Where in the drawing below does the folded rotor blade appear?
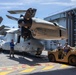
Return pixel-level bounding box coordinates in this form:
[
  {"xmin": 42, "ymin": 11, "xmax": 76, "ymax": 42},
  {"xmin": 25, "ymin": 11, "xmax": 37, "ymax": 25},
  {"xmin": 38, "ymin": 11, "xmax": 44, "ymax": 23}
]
[
  {"xmin": 8, "ymin": 10, "xmax": 27, "ymax": 14},
  {"xmin": 8, "ymin": 8, "xmax": 37, "ymax": 18},
  {"xmin": 6, "ymin": 15, "xmax": 19, "ymax": 21}
]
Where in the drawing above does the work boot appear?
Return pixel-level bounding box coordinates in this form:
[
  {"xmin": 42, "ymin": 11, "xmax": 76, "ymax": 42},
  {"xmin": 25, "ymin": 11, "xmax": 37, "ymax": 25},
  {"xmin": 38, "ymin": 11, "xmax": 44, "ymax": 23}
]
[
  {"xmin": 12, "ymin": 55, "xmax": 15, "ymax": 58},
  {"xmin": 10, "ymin": 55, "xmax": 11, "ymax": 58}
]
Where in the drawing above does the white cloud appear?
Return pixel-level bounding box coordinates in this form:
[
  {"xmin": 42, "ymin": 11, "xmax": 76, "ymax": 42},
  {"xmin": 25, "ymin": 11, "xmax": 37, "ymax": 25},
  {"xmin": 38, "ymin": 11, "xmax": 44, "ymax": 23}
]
[
  {"xmin": 40, "ymin": 1, "xmax": 76, "ymax": 6},
  {"xmin": 0, "ymin": 2, "xmax": 23, "ymax": 10},
  {"xmin": 71, "ymin": 0, "xmax": 76, "ymax": 4},
  {"xmin": 21, "ymin": 0, "xmax": 41, "ymax": 4},
  {"xmin": 16, "ymin": 0, "xmax": 55, "ymax": 4},
  {"xmin": 0, "ymin": 0, "xmax": 75, "ymax": 10},
  {"xmin": 0, "ymin": 6, "xmax": 12, "ymax": 9},
  {"xmin": 0, "ymin": 0, "xmax": 56, "ymax": 6},
  {"xmin": 0, "ymin": 0, "xmax": 55, "ymax": 10},
  {"xmin": 0, "ymin": 0, "xmax": 75, "ymax": 6},
  {"xmin": 71, "ymin": 0, "xmax": 76, "ymax": 2},
  {"xmin": 0, "ymin": 2, "xmax": 23, "ymax": 6},
  {"xmin": 0, "ymin": 6, "xmax": 21, "ymax": 10}
]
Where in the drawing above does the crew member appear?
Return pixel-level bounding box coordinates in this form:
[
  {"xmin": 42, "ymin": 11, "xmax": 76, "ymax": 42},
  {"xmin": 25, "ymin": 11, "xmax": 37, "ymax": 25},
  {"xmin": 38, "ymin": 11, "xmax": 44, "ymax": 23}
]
[
  {"xmin": 57, "ymin": 42, "xmax": 63, "ymax": 51},
  {"xmin": 63, "ymin": 42, "xmax": 71, "ymax": 55},
  {"xmin": 10, "ymin": 39, "xmax": 15, "ymax": 58},
  {"xmin": 57, "ymin": 42, "xmax": 63, "ymax": 59}
]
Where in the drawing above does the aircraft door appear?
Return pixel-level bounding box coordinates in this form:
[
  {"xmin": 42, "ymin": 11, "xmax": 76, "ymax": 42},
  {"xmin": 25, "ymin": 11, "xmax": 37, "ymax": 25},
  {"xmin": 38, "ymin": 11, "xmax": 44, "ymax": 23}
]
[{"xmin": 17, "ymin": 35, "xmax": 20, "ymax": 43}]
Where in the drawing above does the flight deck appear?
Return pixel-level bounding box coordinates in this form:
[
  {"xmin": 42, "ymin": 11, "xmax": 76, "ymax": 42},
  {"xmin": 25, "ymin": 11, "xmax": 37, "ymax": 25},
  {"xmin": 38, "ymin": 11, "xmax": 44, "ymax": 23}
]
[{"xmin": 0, "ymin": 50, "xmax": 75, "ymax": 75}]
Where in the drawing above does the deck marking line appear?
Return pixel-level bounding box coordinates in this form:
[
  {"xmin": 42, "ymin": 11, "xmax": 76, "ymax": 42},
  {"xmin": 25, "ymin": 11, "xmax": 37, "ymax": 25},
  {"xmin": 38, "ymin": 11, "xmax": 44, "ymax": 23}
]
[
  {"xmin": 0, "ymin": 71, "xmax": 13, "ymax": 75},
  {"xmin": 42, "ymin": 65, "xmax": 54, "ymax": 71},
  {"xmin": 20, "ymin": 67, "xmax": 36, "ymax": 73},
  {"xmin": 60, "ymin": 64, "xmax": 68, "ymax": 68}
]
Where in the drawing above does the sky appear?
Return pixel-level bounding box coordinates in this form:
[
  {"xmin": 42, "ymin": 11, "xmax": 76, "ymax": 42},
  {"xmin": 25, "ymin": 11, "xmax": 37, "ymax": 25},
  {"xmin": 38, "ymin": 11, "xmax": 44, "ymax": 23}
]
[{"xmin": 0, "ymin": 0, "xmax": 76, "ymax": 28}]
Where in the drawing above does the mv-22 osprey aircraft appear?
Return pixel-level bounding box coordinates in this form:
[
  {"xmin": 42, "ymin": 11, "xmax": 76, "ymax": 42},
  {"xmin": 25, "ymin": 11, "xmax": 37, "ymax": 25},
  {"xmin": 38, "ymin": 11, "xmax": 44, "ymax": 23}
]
[{"xmin": 1, "ymin": 8, "xmax": 67, "ymax": 56}]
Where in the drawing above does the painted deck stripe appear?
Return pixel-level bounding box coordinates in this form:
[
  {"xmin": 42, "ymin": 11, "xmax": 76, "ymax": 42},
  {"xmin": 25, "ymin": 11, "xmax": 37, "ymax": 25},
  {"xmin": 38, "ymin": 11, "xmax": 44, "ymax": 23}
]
[
  {"xmin": 20, "ymin": 67, "xmax": 36, "ymax": 73},
  {"xmin": 60, "ymin": 65, "xmax": 68, "ymax": 68},
  {"xmin": 0, "ymin": 71, "xmax": 12, "ymax": 75},
  {"xmin": 42, "ymin": 65, "xmax": 54, "ymax": 71}
]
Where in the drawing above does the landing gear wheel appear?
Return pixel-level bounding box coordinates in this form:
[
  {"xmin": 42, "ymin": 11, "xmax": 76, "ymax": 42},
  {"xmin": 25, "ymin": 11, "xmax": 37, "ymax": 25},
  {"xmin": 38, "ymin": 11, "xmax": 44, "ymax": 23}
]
[
  {"xmin": 68, "ymin": 55, "xmax": 76, "ymax": 66},
  {"xmin": 48, "ymin": 54, "xmax": 55, "ymax": 62}
]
